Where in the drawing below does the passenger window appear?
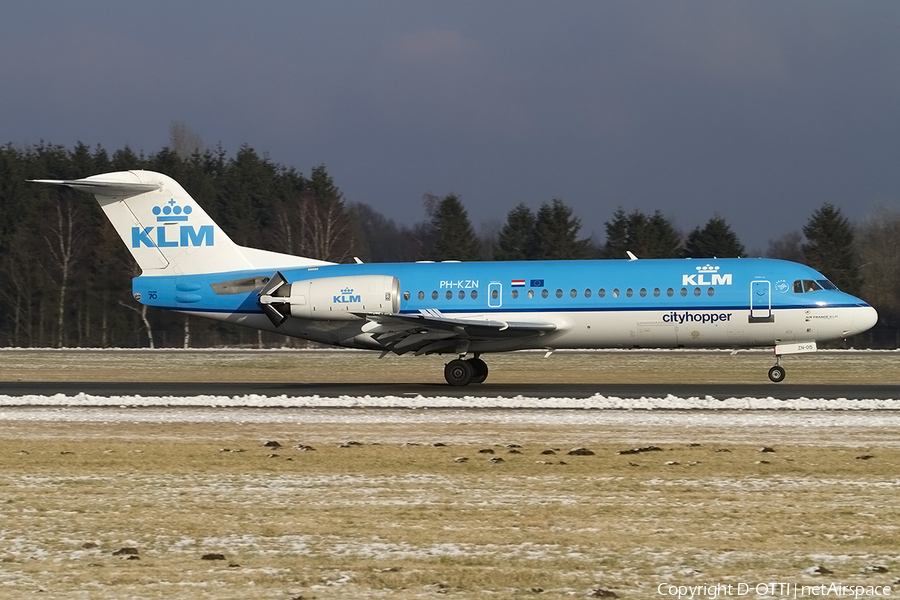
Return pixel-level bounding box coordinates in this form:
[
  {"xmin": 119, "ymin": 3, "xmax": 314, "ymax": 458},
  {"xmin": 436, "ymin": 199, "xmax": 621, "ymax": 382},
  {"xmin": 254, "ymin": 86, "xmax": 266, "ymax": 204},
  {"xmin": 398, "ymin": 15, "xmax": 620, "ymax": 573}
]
[
  {"xmin": 707, "ymin": 287, "xmax": 715, "ymax": 297},
  {"xmin": 598, "ymin": 289, "xmax": 606, "ymax": 298},
  {"xmin": 458, "ymin": 290, "xmax": 465, "ymax": 300},
  {"xmin": 570, "ymin": 289, "xmax": 577, "ymax": 298},
  {"xmin": 403, "ymin": 291, "xmax": 411, "ymax": 301},
  {"xmin": 626, "ymin": 288, "xmax": 633, "ymax": 298},
  {"xmin": 511, "ymin": 289, "xmax": 518, "ymax": 299},
  {"xmin": 667, "ymin": 288, "xmax": 674, "ymax": 297},
  {"xmin": 612, "ymin": 288, "xmax": 620, "ymax": 298},
  {"xmin": 527, "ymin": 289, "xmax": 535, "ymax": 299},
  {"xmin": 541, "ymin": 289, "xmax": 549, "ymax": 299},
  {"xmin": 654, "ymin": 288, "xmax": 661, "ymax": 297},
  {"xmin": 491, "ymin": 289, "xmax": 499, "ymax": 300},
  {"xmin": 694, "ymin": 287, "xmax": 701, "ymax": 297},
  {"xmin": 556, "ymin": 289, "xmax": 563, "ymax": 298},
  {"xmin": 432, "ymin": 291, "xmax": 438, "ymax": 300},
  {"xmin": 584, "ymin": 289, "xmax": 591, "ymax": 298},
  {"xmin": 471, "ymin": 290, "xmax": 478, "ymax": 300},
  {"xmin": 680, "ymin": 288, "xmax": 688, "ymax": 297},
  {"xmin": 446, "ymin": 290, "xmax": 453, "ymax": 300},
  {"xmin": 639, "ymin": 288, "xmax": 647, "ymax": 298},
  {"xmin": 418, "ymin": 291, "xmax": 425, "ymax": 300}
]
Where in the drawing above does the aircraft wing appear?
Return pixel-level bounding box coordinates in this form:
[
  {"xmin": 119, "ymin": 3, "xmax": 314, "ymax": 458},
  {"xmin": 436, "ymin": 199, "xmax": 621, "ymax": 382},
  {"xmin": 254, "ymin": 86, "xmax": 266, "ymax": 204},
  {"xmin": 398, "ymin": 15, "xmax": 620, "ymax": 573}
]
[{"xmin": 360, "ymin": 309, "xmax": 557, "ymax": 355}]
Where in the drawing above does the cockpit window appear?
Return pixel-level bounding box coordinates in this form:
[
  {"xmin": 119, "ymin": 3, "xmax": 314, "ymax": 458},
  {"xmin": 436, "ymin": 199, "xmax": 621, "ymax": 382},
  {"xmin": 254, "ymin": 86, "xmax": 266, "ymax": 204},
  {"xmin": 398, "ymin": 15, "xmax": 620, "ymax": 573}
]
[
  {"xmin": 804, "ymin": 280, "xmax": 822, "ymax": 292},
  {"xmin": 793, "ymin": 279, "xmax": 826, "ymax": 293}
]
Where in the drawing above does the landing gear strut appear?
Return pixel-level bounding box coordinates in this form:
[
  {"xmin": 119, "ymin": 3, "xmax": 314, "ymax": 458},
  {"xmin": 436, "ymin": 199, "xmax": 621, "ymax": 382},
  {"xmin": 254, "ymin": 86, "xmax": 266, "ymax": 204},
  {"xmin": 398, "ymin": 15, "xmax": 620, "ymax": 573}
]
[
  {"xmin": 768, "ymin": 356, "xmax": 786, "ymax": 383},
  {"xmin": 444, "ymin": 356, "xmax": 489, "ymax": 386}
]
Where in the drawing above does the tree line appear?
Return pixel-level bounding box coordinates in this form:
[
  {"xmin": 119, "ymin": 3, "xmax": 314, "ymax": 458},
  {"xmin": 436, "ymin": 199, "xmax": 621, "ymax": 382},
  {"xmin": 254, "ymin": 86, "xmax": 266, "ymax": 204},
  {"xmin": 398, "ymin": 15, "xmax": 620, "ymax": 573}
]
[{"xmin": 1, "ymin": 140, "xmax": 897, "ymax": 348}]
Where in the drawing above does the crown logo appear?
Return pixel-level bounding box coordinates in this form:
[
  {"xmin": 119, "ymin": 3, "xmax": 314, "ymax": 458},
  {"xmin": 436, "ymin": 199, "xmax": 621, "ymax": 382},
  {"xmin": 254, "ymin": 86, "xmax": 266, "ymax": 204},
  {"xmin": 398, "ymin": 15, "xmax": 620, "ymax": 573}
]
[
  {"xmin": 152, "ymin": 199, "xmax": 193, "ymax": 222},
  {"xmin": 341, "ymin": 287, "xmax": 354, "ymax": 295},
  {"xmin": 696, "ymin": 264, "xmax": 720, "ymax": 273}
]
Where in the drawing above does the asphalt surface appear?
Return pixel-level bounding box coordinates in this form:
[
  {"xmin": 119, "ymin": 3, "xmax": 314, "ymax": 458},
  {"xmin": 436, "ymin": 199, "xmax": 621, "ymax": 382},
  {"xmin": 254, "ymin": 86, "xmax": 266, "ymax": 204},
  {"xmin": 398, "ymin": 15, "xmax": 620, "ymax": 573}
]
[{"xmin": 1, "ymin": 381, "xmax": 898, "ymax": 400}]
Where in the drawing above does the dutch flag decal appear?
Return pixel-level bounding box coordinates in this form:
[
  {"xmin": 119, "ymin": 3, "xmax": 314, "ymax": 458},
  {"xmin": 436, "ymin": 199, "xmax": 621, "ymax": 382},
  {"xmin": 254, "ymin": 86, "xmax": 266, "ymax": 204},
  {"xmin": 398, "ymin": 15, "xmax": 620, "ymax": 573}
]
[{"xmin": 511, "ymin": 279, "xmax": 526, "ymax": 287}]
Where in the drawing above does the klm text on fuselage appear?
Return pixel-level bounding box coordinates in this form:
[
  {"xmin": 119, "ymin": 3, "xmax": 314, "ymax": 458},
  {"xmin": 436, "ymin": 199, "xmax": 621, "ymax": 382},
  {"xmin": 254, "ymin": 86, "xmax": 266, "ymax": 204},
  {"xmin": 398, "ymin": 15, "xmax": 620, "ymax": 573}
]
[{"xmin": 682, "ymin": 273, "xmax": 732, "ymax": 286}]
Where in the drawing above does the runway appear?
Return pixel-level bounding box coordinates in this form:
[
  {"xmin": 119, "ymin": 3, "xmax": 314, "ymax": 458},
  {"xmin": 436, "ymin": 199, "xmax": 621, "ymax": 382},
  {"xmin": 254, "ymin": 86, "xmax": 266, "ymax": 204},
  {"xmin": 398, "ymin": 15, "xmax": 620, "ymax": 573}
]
[{"xmin": 2, "ymin": 380, "xmax": 898, "ymax": 401}]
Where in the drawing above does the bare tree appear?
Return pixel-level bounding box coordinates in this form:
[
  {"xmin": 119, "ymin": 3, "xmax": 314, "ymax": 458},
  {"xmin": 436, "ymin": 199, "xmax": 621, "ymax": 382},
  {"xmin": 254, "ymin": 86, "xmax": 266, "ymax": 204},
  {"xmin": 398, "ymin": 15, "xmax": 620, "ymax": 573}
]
[
  {"xmin": 298, "ymin": 193, "xmax": 356, "ymax": 262},
  {"xmin": 42, "ymin": 196, "xmax": 85, "ymax": 347},
  {"xmin": 273, "ymin": 193, "xmax": 359, "ymax": 262},
  {"xmin": 118, "ymin": 300, "xmax": 155, "ymax": 349},
  {"xmin": 169, "ymin": 121, "xmax": 204, "ymax": 158},
  {"xmin": 765, "ymin": 230, "xmax": 804, "ymax": 262},
  {"xmin": 183, "ymin": 315, "xmax": 191, "ymax": 349},
  {"xmin": 856, "ymin": 205, "xmax": 900, "ymax": 326},
  {"xmin": 271, "ymin": 201, "xmax": 297, "ymax": 255}
]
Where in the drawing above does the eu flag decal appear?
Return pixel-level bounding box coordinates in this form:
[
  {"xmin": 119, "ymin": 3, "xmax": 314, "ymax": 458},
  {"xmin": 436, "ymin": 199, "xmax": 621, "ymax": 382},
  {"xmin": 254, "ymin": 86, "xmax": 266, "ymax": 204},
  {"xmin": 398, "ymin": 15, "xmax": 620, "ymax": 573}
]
[{"xmin": 530, "ymin": 279, "xmax": 544, "ymax": 287}]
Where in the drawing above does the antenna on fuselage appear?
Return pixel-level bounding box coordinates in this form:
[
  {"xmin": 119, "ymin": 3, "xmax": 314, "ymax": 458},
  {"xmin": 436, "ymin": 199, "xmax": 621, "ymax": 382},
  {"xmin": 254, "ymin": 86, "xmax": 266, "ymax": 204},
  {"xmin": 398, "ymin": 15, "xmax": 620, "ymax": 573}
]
[{"xmin": 626, "ymin": 251, "xmax": 639, "ymax": 261}]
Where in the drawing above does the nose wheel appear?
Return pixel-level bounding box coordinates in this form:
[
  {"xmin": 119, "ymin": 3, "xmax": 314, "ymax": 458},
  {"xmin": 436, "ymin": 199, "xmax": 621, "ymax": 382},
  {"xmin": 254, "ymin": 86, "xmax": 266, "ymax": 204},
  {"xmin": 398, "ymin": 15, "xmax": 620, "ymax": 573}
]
[
  {"xmin": 768, "ymin": 357, "xmax": 786, "ymax": 383},
  {"xmin": 444, "ymin": 356, "xmax": 489, "ymax": 386},
  {"xmin": 768, "ymin": 365, "xmax": 786, "ymax": 382}
]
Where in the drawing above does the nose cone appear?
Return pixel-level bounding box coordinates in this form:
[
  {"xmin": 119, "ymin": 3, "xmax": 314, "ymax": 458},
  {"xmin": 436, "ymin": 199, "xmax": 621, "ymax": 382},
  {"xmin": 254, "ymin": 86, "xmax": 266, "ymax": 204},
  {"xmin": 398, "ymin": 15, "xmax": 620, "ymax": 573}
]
[{"xmin": 849, "ymin": 305, "xmax": 878, "ymax": 336}]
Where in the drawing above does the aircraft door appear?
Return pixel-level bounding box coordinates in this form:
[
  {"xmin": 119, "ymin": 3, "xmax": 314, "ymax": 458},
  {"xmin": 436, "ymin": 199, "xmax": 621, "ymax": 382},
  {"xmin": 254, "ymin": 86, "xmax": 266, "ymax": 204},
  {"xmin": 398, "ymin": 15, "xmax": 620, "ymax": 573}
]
[
  {"xmin": 488, "ymin": 282, "xmax": 502, "ymax": 308},
  {"xmin": 750, "ymin": 280, "xmax": 771, "ymax": 319}
]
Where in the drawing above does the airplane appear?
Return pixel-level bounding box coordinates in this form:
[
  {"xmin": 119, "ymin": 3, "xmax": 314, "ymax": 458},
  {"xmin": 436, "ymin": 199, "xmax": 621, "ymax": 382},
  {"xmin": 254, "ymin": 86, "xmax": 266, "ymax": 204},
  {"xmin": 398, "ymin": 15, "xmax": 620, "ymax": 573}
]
[{"xmin": 32, "ymin": 170, "xmax": 878, "ymax": 386}]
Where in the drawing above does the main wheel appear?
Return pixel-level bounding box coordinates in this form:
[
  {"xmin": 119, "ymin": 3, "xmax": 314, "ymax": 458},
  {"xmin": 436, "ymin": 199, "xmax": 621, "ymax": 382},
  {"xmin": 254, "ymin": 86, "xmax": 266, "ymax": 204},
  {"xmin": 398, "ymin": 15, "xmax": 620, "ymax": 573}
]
[
  {"xmin": 768, "ymin": 365, "xmax": 786, "ymax": 383},
  {"xmin": 468, "ymin": 358, "xmax": 489, "ymax": 384},
  {"xmin": 444, "ymin": 359, "xmax": 474, "ymax": 386}
]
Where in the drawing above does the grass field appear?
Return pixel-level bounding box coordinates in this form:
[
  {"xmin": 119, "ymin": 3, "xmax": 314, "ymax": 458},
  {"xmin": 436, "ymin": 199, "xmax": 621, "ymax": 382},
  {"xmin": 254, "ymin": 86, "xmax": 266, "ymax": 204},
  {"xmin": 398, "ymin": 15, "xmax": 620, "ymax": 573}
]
[
  {"xmin": 0, "ymin": 348, "xmax": 898, "ymax": 384},
  {"xmin": 0, "ymin": 350, "xmax": 898, "ymax": 599},
  {"xmin": 1, "ymin": 420, "xmax": 898, "ymax": 599}
]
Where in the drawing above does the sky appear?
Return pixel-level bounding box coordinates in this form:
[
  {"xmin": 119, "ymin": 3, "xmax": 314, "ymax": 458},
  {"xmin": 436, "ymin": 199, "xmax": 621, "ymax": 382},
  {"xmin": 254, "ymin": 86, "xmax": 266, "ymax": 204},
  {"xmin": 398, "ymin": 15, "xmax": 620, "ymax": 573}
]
[{"xmin": 2, "ymin": 1, "xmax": 899, "ymax": 252}]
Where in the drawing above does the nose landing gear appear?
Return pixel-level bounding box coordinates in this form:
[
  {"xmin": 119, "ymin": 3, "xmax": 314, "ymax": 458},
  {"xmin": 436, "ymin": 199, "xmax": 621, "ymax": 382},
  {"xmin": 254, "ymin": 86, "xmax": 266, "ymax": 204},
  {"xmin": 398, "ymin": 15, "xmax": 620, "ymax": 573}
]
[
  {"xmin": 444, "ymin": 355, "xmax": 489, "ymax": 386},
  {"xmin": 768, "ymin": 356, "xmax": 786, "ymax": 382}
]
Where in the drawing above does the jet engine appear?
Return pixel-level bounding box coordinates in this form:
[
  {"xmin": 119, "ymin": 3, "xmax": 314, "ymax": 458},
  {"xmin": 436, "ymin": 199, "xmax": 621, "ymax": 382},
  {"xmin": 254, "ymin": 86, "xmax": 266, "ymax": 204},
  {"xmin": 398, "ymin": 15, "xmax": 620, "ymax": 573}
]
[{"xmin": 257, "ymin": 272, "xmax": 400, "ymax": 326}]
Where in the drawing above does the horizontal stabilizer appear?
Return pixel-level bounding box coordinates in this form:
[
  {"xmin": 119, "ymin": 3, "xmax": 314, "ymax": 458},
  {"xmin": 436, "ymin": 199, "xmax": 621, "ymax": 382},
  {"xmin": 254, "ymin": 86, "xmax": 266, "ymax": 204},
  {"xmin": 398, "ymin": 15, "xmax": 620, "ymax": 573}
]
[{"xmin": 30, "ymin": 178, "xmax": 160, "ymax": 197}]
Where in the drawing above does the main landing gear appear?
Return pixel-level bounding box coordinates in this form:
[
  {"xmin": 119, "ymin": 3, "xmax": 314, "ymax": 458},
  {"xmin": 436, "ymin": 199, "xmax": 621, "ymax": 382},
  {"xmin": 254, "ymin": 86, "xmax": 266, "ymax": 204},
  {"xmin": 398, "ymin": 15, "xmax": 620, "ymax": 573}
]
[{"xmin": 444, "ymin": 356, "xmax": 489, "ymax": 386}]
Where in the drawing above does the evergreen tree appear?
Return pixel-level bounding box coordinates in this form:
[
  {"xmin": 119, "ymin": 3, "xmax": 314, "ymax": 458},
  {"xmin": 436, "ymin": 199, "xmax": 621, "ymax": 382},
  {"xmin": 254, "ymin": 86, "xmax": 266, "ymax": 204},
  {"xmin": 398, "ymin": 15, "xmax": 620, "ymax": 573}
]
[
  {"xmin": 683, "ymin": 216, "xmax": 745, "ymax": 258},
  {"xmin": 602, "ymin": 209, "xmax": 682, "ymax": 258},
  {"xmin": 111, "ymin": 146, "xmax": 142, "ymax": 171},
  {"xmin": 296, "ymin": 165, "xmax": 358, "ymax": 262},
  {"xmin": 0, "ymin": 145, "xmax": 28, "ymax": 251},
  {"xmin": 494, "ymin": 203, "xmax": 538, "ymax": 260},
  {"xmin": 215, "ymin": 145, "xmax": 281, "ymax": 247},
  {"xmin": 644, "ymin": 212, "xmax": 683, "ymax": 258},
  {"xmin": 601, "ymin": 208, "xmax": 630, "ymax": 259},
  {"xmin": 533, "ymin": 199, "xmax": 591, "ymax": 260},
  {"xmin": 428, "ymin": 194, "xmax": 482, "ymax": 261},
  {"xmin": 802, "ymin": 204, "xmax": 861, "ymax": 295}
]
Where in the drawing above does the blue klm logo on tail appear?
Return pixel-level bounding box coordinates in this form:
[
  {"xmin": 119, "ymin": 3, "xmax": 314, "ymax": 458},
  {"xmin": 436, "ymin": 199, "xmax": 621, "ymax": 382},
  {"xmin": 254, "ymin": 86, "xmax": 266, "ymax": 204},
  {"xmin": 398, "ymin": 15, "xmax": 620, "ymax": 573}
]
[{"xmin": 131, "ymin": 200, "xmax": 214, "ymax": 248}]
